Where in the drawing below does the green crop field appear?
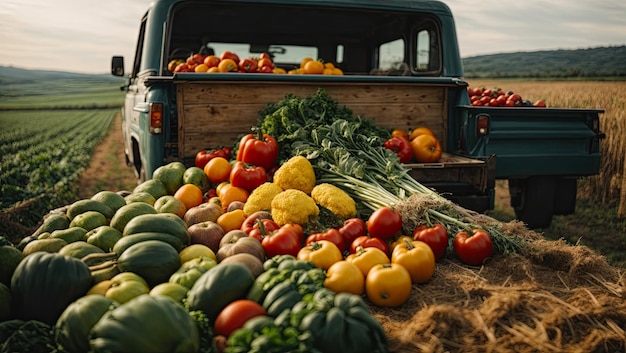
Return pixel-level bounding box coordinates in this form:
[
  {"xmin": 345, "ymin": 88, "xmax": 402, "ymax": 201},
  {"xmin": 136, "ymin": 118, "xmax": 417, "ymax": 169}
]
[
  {"xmin": 0, "ymin": 72, "xmax": 124, "ymax": 232},
  {"xmin": 0, "ymin": 109, "xmax": 118, "ymax": 225}
]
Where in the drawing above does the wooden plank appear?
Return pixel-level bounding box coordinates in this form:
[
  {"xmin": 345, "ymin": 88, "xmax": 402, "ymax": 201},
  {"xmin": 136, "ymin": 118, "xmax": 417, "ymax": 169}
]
[
  {"xmin": 177, "ymin": 81, "xmax": 447, "ymax": 159},
  {"xmin": 180, "ymin": 81, "xmax": 445, "ymax": 104}
]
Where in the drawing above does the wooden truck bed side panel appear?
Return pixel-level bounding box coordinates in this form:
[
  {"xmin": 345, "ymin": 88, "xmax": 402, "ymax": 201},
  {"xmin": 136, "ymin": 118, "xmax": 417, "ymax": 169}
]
[{"xmin": 176, "ymin": 81, "xmax": 448, "ymax": 158}]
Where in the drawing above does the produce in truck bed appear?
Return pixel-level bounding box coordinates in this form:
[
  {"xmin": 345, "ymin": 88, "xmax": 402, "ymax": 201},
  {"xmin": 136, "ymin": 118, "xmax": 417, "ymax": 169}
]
[{"xmin": 254, "ymin": 89, "xmax": 525, "ymax": 256}]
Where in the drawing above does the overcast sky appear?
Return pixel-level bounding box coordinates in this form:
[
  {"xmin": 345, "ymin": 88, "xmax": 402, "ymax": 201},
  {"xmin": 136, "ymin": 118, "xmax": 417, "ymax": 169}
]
[{"xmin": 1, "ymin": 0, "xmax": 625, "ymax": 74}]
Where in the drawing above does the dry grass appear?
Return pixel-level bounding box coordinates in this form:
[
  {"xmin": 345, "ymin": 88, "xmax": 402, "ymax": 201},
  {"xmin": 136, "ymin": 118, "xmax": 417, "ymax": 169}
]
[{"xmin": 467, "ymin": 80, "xmax": 626, "ymax": 209}]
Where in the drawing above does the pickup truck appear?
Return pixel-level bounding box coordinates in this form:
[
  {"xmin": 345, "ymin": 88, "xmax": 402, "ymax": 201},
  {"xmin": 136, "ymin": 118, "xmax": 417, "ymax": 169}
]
[{"xmin": 111, "ymin": 0, "xmax": 604, "ymax": 229}]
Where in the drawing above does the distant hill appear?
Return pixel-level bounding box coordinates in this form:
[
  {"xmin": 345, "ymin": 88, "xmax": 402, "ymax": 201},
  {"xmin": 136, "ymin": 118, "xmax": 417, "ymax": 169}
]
[
  {"xmin": 0, "ymin": 66, "xmax": 125, "ymax": 109},
  {"xmin": 462, "ymin": 45, "xmax": 626, "ymax": 79},
  {"xmin": 0, "ymin": 65, "xmax": 120, "ymax": 84}
]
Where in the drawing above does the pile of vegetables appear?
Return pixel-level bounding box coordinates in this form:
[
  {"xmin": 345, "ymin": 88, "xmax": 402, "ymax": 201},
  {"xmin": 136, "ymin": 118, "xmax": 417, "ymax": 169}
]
[
  {"xmin": 253, "ymin": 89, "xmax": 524, "ymax": 254},
  {"xmin": 168, "ymin": 50, "xmax": 343, "ymax": 75},
  {"xmin": 0, "ymin": 89, "xmax": 528, "ymax": 353},
  {"xmin": 467, "ymin": 86, "xmax": 547, "ymax": 107}
]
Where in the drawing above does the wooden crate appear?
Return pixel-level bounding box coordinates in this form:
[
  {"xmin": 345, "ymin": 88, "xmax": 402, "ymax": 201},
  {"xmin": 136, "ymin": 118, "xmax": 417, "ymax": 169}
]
[{"xmin": 175, "ymin": 80, "xmax": 448, "ymax": 160}]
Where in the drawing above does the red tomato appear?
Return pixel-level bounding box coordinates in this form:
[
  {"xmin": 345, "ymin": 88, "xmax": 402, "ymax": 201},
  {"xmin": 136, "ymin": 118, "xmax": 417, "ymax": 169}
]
[
  {"xmin": 453, "ymin": 228, "xmax": 493, "ymax": 266},
  {"xmin": 507, "ymin": 93, "xmax": 522, "ymax": 106},
  {"xmin": 495, "ymin": 95, "xmax": 507, "ymax": 106},
  {"xmin": 187, "ymin": 53, "xmax": 206, "ymax": 65},
  {"xmin": 367, "ymin": 207, "xmax": 402, "ymax": 240},
  {"xmin": 220, "ymin": 51, "xmax": 240, "ymax": 63},
  {"xmin": 238, "ymin": 58, "xmax": 258, "ymax": 73},
  {"xmin": 262, "ymin": 224, "xmax": 303, "ymax": 258},
  {"xmin": 349, "ymin": 235, "xmax": 389, "ymax": 256},
  {"xmin": 213, "ymin": 299, "xmax": 266, "ymax": 337},
  {"xmin": 257, "ymin": 58, "xmax": 274, "ymax": 70},
  {"xmin": 195, "ymin": 147, "xmax": 231, "ymax": 169},
  {"xmin": 248, "ymin": 219, "xmax": 280, "ymax": 241},
  {"xmin": 338, "ymin": 218, "xmax": 367, "ymax": 248},
  {"xmin": 412, "ymin": 223, "xmax": 449, "ymax": 261},
  {"xmin": 306, "ymin": 228, "xmax": 346, "ymax": 252},
  {"xmin": 534, "ymin": 100, "xmax": 547, "ymax": 107}
]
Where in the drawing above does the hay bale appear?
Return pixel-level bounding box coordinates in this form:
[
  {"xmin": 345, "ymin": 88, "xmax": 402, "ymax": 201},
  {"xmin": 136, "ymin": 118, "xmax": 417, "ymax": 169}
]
[{"xmin": 370, "ymin": 219, "xmax": 626, "ymax": 353}]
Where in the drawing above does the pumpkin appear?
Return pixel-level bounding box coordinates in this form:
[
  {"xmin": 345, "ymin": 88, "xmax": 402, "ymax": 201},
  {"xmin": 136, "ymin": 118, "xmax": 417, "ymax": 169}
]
[
  {"xmin": 116, "ymin": 240, "xmax": 181, "ymax": 288},
  {"xmin": 55, "ymin": 295, "xmax": 118, "ymax": 353},
  {"xmin": 89, "ymin": 294, "xmax": 199, "ymax": 352},
  {"xmin": 10, "ymin": 252, "xmax": 92, "ymax": 325},
  {"xmin": 187, "ymin": 262, "xmax": 254, "ymax": 321}
]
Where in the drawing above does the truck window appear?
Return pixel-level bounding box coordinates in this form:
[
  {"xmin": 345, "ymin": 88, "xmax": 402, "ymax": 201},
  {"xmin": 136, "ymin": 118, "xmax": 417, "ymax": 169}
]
[
  {"xmin": 131, "ymin": 15, "xmax": 147, "ymax": 78},
  {"xmin": 413, "ymin": 23, "xmax": 441, "ymax": 74},
  {"xmin": 378, "ymin": 39, "xmax": 405, "ymax": 72},
  {"xmin": 164, "ymin": 1, "xmax": 442, "ymax": 76},
  {"xmin": 376, "ymin": 21, "xmax": 441, "ymax": 75}
]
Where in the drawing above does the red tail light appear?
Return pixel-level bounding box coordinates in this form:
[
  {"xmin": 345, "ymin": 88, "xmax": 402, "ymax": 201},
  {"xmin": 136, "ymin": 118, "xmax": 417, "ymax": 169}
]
[
  {"xmin": 150, "ymin": 103, "xmax": 163, "ymax": 134},
  {"xmin": 476, "ymin": 114, "xmax": 489, "ymax": 136}
]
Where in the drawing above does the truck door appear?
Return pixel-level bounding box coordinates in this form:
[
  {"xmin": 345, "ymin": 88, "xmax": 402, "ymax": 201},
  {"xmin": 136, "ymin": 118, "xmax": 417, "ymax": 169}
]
[{"xmin": 115, "ymin": 14, "xmax": 149, "ymax": 181}]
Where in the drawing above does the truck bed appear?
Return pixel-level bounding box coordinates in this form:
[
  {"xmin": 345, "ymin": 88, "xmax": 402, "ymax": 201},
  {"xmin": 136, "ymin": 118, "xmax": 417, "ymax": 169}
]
[
  {"xmin": 172, "ymin": 74, "xmax": 452, "ymax": 159},
  {"xmin": 161, "ymin": 73, "xmax": 494, "ymax": 209}
]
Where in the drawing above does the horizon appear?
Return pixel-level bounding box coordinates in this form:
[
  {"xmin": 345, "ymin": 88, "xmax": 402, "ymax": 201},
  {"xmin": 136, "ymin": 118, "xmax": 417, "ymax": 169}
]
[{"xmin": 2, "ymin": 44, "xmax": 623, "ymax": 76}]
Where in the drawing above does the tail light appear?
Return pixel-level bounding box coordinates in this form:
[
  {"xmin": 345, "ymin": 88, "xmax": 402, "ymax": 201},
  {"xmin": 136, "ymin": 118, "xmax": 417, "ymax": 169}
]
[
  {"xmin": 149, "ymin": 103, "xmax": 163, "ymax": 134},
  {"xmin": 476, "ymin": 114, "xmax": 489, "ymax": 136}
]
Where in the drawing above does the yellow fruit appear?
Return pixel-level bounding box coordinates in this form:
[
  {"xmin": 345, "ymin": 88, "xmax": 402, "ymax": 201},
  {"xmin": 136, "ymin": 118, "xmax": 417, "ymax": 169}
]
[
  {"xmin": 150, "ymin": 282, "xmax": 189, "ymax": 303},
  {"xmin": 179, "ymin": 244, "xmax": 216, "ymax": 263}
]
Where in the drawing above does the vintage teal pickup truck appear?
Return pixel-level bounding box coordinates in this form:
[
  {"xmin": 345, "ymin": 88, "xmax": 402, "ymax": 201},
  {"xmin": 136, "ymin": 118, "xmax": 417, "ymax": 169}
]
[{"xmin": 111, "ymin": 0, "xmax": 604, "ymax": 228}]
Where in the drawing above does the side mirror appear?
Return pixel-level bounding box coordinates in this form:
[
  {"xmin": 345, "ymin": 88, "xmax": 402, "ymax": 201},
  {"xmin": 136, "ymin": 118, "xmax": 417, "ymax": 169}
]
[{"xmin": 111, "ymin": 56, "xmax": 125, "ymax": 76}]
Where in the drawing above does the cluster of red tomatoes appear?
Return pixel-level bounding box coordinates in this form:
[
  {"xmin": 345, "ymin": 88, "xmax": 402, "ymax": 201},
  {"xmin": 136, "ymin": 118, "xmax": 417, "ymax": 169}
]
[
  {"xmin": 168, "ymin": 51, "xmax": 283, "ymax": 74},
  {"xmin": 468, "ymin": 87, "xmax": 547, "ymax": 107}
]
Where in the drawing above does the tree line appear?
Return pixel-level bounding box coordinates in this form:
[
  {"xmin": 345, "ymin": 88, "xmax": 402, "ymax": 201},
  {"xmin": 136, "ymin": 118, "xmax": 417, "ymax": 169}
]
[{"xmin": 462, "ymin": 45, "xmax": 626, "ymax": 79}]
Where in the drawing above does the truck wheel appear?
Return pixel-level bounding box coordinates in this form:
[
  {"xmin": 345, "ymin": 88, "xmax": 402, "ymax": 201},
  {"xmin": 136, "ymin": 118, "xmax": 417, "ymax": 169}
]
[
  {"xmin": 510, "ymin": 176, "xmax": 555, "ymax": 229},
  {"xmin": 553, "ymin": 177, "xmax": 577, "ymax": 215}
]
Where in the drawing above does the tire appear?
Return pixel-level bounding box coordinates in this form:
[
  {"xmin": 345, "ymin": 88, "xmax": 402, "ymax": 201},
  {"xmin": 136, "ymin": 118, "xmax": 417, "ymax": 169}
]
[
  {"xmin": 553, "ymin": 177, "xmax": 577, "ymax": 215},
  {"xmin": 512, "ymin": 176, "xmax": 556, "ymax": 229}
]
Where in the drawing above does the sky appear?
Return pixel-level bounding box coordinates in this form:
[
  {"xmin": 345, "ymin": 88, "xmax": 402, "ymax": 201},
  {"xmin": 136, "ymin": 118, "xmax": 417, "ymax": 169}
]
[{"xmin": 1, "ymin": 0, "xmax": 625, "ymax": 74}]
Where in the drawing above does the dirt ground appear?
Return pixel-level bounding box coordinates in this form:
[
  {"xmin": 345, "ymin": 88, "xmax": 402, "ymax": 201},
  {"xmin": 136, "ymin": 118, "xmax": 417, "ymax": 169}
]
[
  {"xmin": 79, "ymin": 114, "xmax": 626, "ymax": 353},
  {"xmin": 77, "ymin": 113, "xmax": 138, "ymax": 198}
]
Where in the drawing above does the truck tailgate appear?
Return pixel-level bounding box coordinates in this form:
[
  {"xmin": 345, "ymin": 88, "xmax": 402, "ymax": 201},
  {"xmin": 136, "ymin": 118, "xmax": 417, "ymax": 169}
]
[{"xmin": 459, "ymin": 106, "xmax": 604, "ymax": 179}]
